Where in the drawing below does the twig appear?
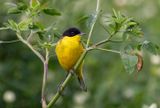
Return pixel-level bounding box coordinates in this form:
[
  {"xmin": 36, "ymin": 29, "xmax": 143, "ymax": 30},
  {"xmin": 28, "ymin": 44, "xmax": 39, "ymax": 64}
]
[
  {"xmin": 92, "ymin": 31, "xmax": 117, "ymax": 47},
  {"xmin": 94, "ymin": 48, "xmax": 120, "ymax": 54},
  {"xmin": 42, "ymin": 48, "xmax": 49, "ymax": 108},
  {"xmin": 16, "ymin": 31, "xmax": 48, "ymax": 108},
  {"xmin": 0, "ymin": 40, "xmax": 20, "ymax": 44},
  {"xmin": 16, "ymin": 31, "xmax": 45, "ymax": 63},
  {"xmin": 27, "ymin": 30, "xmax": 34, "ymax": 42},
  {"xmin": 86, "ymin": 0, "xmax": 100, "ymax": 48},
  {"xmin": 109, "ymin": 40, "xmax": 123, "ymax": 43}
]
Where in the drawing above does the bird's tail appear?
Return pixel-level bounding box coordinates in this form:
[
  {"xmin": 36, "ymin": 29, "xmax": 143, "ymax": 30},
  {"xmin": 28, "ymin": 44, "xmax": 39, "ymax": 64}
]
[{"xmin": 76, "ymin": 62, "xmax": 87, "ymax": 92}]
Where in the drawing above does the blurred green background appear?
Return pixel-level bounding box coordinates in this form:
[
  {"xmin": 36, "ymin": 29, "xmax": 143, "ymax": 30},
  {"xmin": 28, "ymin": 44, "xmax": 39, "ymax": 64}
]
[{"xmin": 0, "ymin": 0, "xmax": 160, "ymax": 108}]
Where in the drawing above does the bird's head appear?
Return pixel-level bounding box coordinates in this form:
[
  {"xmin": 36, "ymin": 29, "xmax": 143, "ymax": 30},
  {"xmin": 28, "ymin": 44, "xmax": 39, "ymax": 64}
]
[{"xmin": 62, "ymin": 27, "xmax": 85, "ymax": 37}]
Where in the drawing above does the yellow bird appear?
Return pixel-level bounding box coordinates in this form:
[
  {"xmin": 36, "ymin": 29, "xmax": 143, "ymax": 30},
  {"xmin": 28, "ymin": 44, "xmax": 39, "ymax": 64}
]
[{"xmin": 55, "ymin": 27, "xmax": 87, "ymax": 91}]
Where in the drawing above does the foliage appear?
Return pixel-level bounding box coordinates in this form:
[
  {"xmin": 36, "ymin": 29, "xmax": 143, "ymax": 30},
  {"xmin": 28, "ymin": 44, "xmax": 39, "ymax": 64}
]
[{"xmin": 0, "ymin": 0, "xmax": 160, "ymax": 108}]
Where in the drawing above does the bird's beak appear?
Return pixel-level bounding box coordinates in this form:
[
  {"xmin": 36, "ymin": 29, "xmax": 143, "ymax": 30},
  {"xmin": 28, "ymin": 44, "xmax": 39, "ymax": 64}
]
[{"xmin": 80, "ymin": 32, "xmax": 86, "ymax": 35}]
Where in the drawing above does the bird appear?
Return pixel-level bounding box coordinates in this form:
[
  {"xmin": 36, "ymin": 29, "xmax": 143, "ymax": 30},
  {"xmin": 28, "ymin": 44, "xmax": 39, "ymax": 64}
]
[{"xmin": 55, "ymin": 27, "xmax": 87, "ymax": 91}]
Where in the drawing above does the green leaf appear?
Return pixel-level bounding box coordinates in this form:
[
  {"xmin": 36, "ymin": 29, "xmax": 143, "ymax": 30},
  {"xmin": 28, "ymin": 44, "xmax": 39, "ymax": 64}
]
[
  {"xmin": 29, "ymin": 22, "xmax": 44, "ymax": 30},
  {"xmin": 18, "ymin": 18, "xmax": 32, "ymax": 31},
  {"xmin": 8, "ymin": 7, "xmax": 21, "ymax": 14},
  {"xmin": 120, "ymin": 45, "xmax": 138, "ymax": 74},
  {"xmin": 17, "ymin": 2, "xmax": 28, "ymax": 10},
  {"xmin": 37, "ymin": 31, "xmax": 45, "ymax": 40},
  {"xmin": 8, "ymin": 2, "xmax": 27, "ymax": 14},
  {"xmin": 30, "ymin": 0, "xmax": 40, "ymax": 9},
  {"xmin": 77, "ymin": 15, "xmax": 89, "ymax": 24},
  {"xmin": 43, "ymin": 8, "xmax": 61, "ymax": 16},
  {"xmin": 141, "ymin": 41, "xmax": 159, "ymax": 55},
  {"xmin": 6, "ymin": 20, "xmax": 18, "ymax": 31}
]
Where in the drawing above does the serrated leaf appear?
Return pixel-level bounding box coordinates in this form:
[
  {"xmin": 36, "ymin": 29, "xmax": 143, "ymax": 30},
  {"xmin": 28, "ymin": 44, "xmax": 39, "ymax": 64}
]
[
  {"xmin": 43, "ymin": 8, "xmax": 61, "ymax": 16},
  {"xmin": 142, "ymin": 41, "xmax": 159, "ymax": 55},
  {"xmin": 121, "ymin": 45, "xmax": 138, "ymax": 74},
  {"xmin": 30, "ymin": 0, "xmax": 40, "ymax": 9},
  {"xmin": 8, "ymin": 7, "xmax": 21, "ymax": 14},
  {"xmin": 18, "ymin": 18, "xmax": 32, "ymax": 31}
]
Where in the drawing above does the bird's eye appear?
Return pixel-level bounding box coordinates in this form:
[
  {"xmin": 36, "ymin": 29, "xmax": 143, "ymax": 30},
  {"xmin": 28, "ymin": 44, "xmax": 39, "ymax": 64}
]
[{"xmin": 71, "ymin": 32, "xmax": 74, "ymax": 35}]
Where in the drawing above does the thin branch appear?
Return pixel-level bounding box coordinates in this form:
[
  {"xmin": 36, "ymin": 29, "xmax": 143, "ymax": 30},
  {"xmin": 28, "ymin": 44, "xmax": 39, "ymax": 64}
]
[
  {"xmin": 109, "ymin": 40, "xmax": 123, "ymax": 43},
  {"xmin": 16, "ymin": 32, "xmax": 45, "ymax": 63},
  {"xmin": 27, "ymin": 30, "xmax": 34, "ymax": 42},
  {"xmin": 0, "ymin": 27, "xmax": 9, "ymax": 31},
  {"xmin": 0, "ymin": 40, "xmax": 20, "ymax": 44},
  {"xmin": 92, "ymin": 31, "xmax": 117, "ymax": 47},
  {"xmin": 86, "ymin": 0, "xmax": 100, "ymax": 48},
  {"xmin": 16, "ymin": 31, "xmax": 47, "ymax": 108},
  {"xmin": 94, "ymin": 48, "xmax": 120, "ymax": 54},
  {"xmin": 47, "ymin": 50, "xmax": 88, "ymax": 108},
  {"xmin": 42, "ymin": 48, "xmax": 49, "ymax": 108}
]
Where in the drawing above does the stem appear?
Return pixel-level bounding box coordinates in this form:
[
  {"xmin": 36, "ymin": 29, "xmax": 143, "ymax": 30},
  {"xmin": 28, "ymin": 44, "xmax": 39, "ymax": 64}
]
[
  {"xmin": 109, "ymin": 40, "xmax": 123, "ymax": 43},
  {"xmin": 27, "ymin": 30, "xmax": 34, "ymax": 42},
  {"xmin": 16, "ymin": 32, "xmax": 45, "ymax": 63},
  {"xmin": 16, "ymin": 31, "xmax": 48, "ymax": 108},
  {"xmin": 86, "ymin": 0, "xmax": 100, "ymax": 48},
  {"xmin": 93, "ymin": 32, "xmax": 116, "ymax": 47},
  {"xmin": 0, "ymin": 40, "xmax": 20, "ymax": 44},
  {"xmin": 47, "ymin": 72, "xmax": 72, "ymax": 108},
  {"xmin": 94, "ymin": 48, "xmax": 120, "ymax": 54},
  {"xmin": 47, "ymin": 50, "xmax": 88, "ymax": 108},
  {"xmin": 42, "ymin": 48, "xmax": 49, "ymax": 108}
]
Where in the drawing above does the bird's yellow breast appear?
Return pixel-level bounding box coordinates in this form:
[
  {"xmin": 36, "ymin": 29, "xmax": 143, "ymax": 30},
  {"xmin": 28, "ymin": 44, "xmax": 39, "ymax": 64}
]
[{"xmin": 55, "ymin": 35, "xmax": 84, "ymax": 71}]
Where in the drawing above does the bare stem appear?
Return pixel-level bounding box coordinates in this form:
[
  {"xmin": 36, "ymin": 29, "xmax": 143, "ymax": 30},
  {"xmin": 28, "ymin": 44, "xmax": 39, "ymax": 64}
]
[
  {"xmin": 94, "ymin": 48, "xmax": 120, "ymax": 54},
  {"xmin": 27, "ymin": 30, "xmax": 34, "ymax": 42},
  {"xmin": 47, "ymin": 72, "xmax": 72, "ymax": 108},
  {"xmin": 0, "ymin": 40, "xmax": 20, "ymax": 44},
  {"xmin": 92, "ymin": 31, "xmax": 117, "ymax": 47},
  {"xmin": 86, "ymin": 0, "xmax": 100, "ymax": 48},
  {"xmin": 16, "ymin": 32, "xmax": 45, "ymax": 63},
  {"xmin": 42, "ymin": 48, "xmax": 49, "ymax": 108},
  {"xmin": 16, "ymin": 31, "xmax": 48, "ymax": 108}
]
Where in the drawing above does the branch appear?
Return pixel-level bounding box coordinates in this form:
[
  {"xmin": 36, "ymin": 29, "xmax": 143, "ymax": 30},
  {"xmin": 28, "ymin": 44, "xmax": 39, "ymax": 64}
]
[
  {"xmin": 16, "ymin": 31, "xmax": 48, "ymax": 108},
  {"xmin": 42, "ymin": 48, "xmax": 49, "ymax": 108},
  {"xmin": 93, "ymin": 48, "xmax": 120, "ymax": 54},
  {"xmin": 27, "ymin": 30, "xmax": 34, "ymax": 42},
  {"xmin": 93, "ymin": 33, "xmax": 115, "ymax": 47},
  {"xmin": 86, "ymin": 0, "xmax": 100, "ymax": 48},
  {"xmin": 47, "ymin": 50, "xmax": 88, "ymax": 108},
  {"xmin": 16, "ymin": 32, "xmax": 45, "ymax": 63},
  {"xmin": 0, "ymin": 40, "xmax": 20, "ymax": 44}
]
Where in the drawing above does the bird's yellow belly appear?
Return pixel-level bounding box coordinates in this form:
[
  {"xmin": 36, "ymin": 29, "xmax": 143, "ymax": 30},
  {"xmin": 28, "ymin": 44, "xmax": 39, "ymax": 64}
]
[{"xmin": 56, "ymin": 36, "xmax": 84, "ymax": 71}]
